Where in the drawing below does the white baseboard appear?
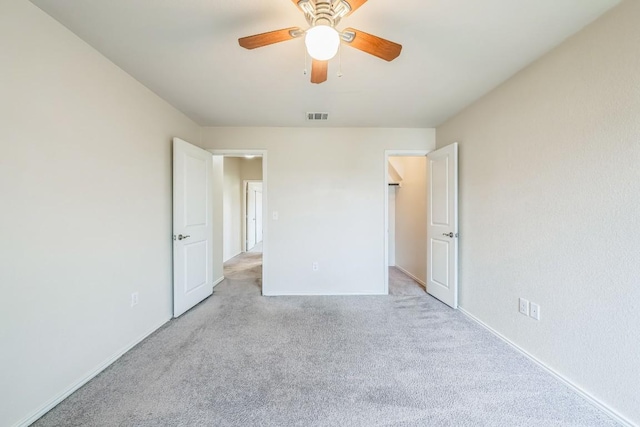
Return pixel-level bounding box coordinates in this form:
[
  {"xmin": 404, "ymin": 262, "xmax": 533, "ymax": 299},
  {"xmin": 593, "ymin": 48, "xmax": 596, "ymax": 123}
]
[
  {"xmin": 458, "ymin": 307, "xmax": 634, "ymax": 427},
  {"xmin": 13, "ymin": 317, "xmax": 170, "ymax": 427},
  {"xmin": 394, "ymin": 264, "xmax": 426, "ymax": 287},
  {"xmin": 212, "ymin": 276, "xmax": 225, "ymax": 288},
  {"xmin": 262, "ymin": 291, "xmax": 387, "ymax": 296}
]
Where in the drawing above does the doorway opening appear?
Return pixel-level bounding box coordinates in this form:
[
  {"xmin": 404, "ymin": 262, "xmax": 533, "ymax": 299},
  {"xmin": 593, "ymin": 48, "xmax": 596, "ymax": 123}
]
[
  {"xmin": 212, "ymin": 151, "xmax": 267, "ymax": 296},
  {"xmin": 384, "ymin": 151, "xmax": 430, "ymax": 295}
]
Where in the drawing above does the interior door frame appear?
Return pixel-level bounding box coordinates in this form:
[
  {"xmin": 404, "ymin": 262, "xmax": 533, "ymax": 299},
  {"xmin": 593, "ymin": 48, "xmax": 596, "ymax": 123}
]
[
  {"xmin": 243, "ymin": 180, "xmax": 263, "ymax": 251},
  {"xmin": 210, "ymin": 149, "xmax": 269, "ymax": 294},
  {"xmin": 383, "ymin": 149, "xmax": 432, "ymax": 295}
]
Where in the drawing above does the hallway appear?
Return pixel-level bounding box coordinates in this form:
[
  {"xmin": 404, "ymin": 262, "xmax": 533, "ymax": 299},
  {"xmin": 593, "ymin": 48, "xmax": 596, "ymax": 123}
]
[{"xmin": 214, "ymin": 251, "xmax": 263, "ymax": 296}]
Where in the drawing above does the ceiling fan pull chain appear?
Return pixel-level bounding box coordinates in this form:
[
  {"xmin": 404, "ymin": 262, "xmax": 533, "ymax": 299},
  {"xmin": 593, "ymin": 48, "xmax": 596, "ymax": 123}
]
[
  {"xmin": 337, "ymin": 43, "xmax": 344, "ymax": 77},
  {"xmin": 303, "ymin": 42, "xmax": 308, "ymax": 75}
]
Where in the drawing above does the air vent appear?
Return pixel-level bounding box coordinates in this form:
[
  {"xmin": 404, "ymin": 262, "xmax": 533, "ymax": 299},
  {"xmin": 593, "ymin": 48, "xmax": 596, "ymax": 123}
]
[{"xmin": 306, "ymin": 112, "xmax": 329, "ymax": 121}]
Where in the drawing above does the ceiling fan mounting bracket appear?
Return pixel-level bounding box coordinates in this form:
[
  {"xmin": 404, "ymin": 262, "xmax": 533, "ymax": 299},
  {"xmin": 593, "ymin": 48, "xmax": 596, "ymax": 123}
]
[
  {"xmin": 289, "ymin": 28, "xmax": 305, "ymax": 38},
  {"xmin": 297, "ymin": 0, "xmax": 351, "ymax": 28},
  {"xmin": 340, "ymin": 30, "xmax": 356, "ymax": 43}
]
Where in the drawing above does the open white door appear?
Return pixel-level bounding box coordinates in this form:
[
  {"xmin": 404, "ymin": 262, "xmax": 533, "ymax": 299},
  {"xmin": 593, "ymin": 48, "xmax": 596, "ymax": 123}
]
[
  {"xmin": 427, "ymin": 143, "xmax": 459, "ymax": 308},
  {"xmin": 173, "ymin": 138, "xmax": 214, "ymax": 317}
]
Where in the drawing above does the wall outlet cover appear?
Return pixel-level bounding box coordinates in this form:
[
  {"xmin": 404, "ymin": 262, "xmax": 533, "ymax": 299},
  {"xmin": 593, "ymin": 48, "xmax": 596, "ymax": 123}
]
[
  {"xmin": 519, "ymin": 298, "xmax": 529, "ymax": 316},
  {"xmin": 530, "ymin": 303, "xmax": 540, "ymax": 320}
]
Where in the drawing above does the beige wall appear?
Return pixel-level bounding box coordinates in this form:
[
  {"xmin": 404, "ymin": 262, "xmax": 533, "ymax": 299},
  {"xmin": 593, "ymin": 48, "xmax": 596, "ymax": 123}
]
[
  {"xmin": 241, "ymin": 157, "xmax": 263, "ymax": 181},
  {"xmin": 223, "ymin": 157, "xmax": 242, "ymax": 261},
  {"xmin": 212, "ymin": 156, "xmax": 224, "ymax": 282},
  {"xmin": 0, "ymin": 1, "xmax": 201, "ymax": 426},
  {"xmin": 201, "ymin": 127, "xmax": 436, "ymax": 295},
  {"xmin": 436, "ymin": 1, "xmax": 640, "ymax": 423},
  {"xmin": 388, "ymin": 187, "xmax": 396, "ymax": 266},
  {"xmin": 392, "ymin": 156, "xmax": 428, "ymax": 285}
]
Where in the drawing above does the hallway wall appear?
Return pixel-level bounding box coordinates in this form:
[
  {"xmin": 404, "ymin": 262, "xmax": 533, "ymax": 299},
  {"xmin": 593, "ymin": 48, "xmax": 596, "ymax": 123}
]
[{"xmin": 223, "ymin": 157, "xmax": 243, "ymax": 261}]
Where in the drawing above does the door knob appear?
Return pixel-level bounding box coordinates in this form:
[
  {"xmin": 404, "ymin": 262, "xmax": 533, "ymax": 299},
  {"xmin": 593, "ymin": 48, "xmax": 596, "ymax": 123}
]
[
  {"xmin": 178, "ymin": 234, "xmax": 191, "ymax": 240},
  {"xmin": 442, "ymin": 232, "xmax": 454, "ymax": 238}
]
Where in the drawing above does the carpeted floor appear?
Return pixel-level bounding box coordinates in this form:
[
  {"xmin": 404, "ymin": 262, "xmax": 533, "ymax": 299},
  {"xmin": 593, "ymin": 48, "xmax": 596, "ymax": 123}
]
[
  {"xmin": 389, "ymin": 267, "xmax": 427, "ymax": 296},
  {"xmin": 214, "ymin": 251, "xmax": 263, "ymax": 296},
  {"xmin": 34, "ymin": 253, "xmax": 616, "ymax": 426}
]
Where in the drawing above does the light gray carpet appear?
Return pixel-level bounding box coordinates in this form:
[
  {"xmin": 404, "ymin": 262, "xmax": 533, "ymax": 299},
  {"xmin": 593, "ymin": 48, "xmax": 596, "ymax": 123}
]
[
  {"xmin": 214, "ymin": 251, "xmax": 263, "ymax": 296},
  {"xmin": 389, "ymin": 267, "xmax": 427, "ymax": 296},
  {"xmin": 34, "ymin": 254, "xmax": 616, "ymax": 426}
]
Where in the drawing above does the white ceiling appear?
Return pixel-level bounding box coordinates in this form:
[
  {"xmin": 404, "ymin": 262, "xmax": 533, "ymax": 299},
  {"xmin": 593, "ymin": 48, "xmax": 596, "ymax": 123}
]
[{"xmin": 31, "ymin": 0, "xmax": 619, "ymax": 128}]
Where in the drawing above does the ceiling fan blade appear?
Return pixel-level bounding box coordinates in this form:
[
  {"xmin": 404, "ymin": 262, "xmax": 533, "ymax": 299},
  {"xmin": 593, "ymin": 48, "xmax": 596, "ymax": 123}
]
[
  {"xmin": 311, "ymin": 59, "xmax": 328, "ymax": 84},
  {"xmin": 342, "ymin": 28, "xmax": 402, "ymax": 61},
  {"xmin": 238, "ymin": 27, "xmax": 302, "ymax": 50},
  {"xmin": 344, "ymin": 0, "xmax": 368, "ymax": 16}
]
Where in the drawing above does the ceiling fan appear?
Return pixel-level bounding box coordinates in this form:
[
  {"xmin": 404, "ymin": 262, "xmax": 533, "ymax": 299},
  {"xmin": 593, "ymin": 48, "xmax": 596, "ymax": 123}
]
[{"xmin": 238, "ymin": 0, "xmax": 402, "ymax": 84}]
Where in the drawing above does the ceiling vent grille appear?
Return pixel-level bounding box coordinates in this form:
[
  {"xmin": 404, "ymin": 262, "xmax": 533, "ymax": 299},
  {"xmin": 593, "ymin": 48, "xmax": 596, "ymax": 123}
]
[{"xmin": 306, "ymin": 112, "xmax": 329, "ymax": 121}]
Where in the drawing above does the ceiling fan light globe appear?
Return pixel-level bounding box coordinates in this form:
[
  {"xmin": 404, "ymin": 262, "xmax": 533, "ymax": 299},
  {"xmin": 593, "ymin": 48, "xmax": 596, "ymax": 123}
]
[{"xmin": 305, "ymin": 25, "xmax": 340, "ymax": 61}]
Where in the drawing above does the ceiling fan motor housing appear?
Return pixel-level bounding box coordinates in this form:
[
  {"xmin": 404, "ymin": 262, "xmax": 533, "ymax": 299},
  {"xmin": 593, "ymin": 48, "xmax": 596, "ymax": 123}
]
[{"xmin": 314, "ymin": 1, "xmax": 334, "ymax": 26}]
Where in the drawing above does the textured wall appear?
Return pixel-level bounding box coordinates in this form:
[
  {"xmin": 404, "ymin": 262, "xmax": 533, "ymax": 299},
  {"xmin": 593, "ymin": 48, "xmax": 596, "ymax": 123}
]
[
  {"xmin": 0, "ymin": 1, "xmax": 201, "ymax": 425},
  {"xmin": 436, "ymin": 1, "xmax": 640, "ymax": 423}
]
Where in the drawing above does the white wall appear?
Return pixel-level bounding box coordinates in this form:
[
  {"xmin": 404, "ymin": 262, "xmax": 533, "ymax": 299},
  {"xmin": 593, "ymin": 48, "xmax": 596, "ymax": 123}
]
[
  {"xmin": 392, "ymin": 156, "xmax": 428, "ymax": 285},
  {"xmin": 436, "ymin": 1, "xmax": 640, "ymax": 423},
  {"xmin": 223, "ymin": 157, "xmax": 242, "ymax": 261},
  {"xmin": 0, "ymin": 1, "xmax": 201, "ymax": 426},
  {"xmin": 201, "ymin": 128, "xmax": 435, "ymax": 295}
]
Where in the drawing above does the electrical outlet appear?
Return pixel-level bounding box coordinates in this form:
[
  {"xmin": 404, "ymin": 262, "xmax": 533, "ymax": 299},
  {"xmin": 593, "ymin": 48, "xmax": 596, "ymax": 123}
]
[
  {"xmin": 312, "ymin": 262, "xmax": 319, "ymax": 272},
  {"xmin": 131, "ymin": 292, "xmax": 139, "ymax": 307},
  {"xmin": 272, "ymin": 211, "xmax": 279, "ymax": 220},
  {"xmin": 530, "ymin": 303, "xmax": 540, "ymax": 320},
  {"xmin": 519, "ymin": 298, "xmax": 529, "ymax": 316}
]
